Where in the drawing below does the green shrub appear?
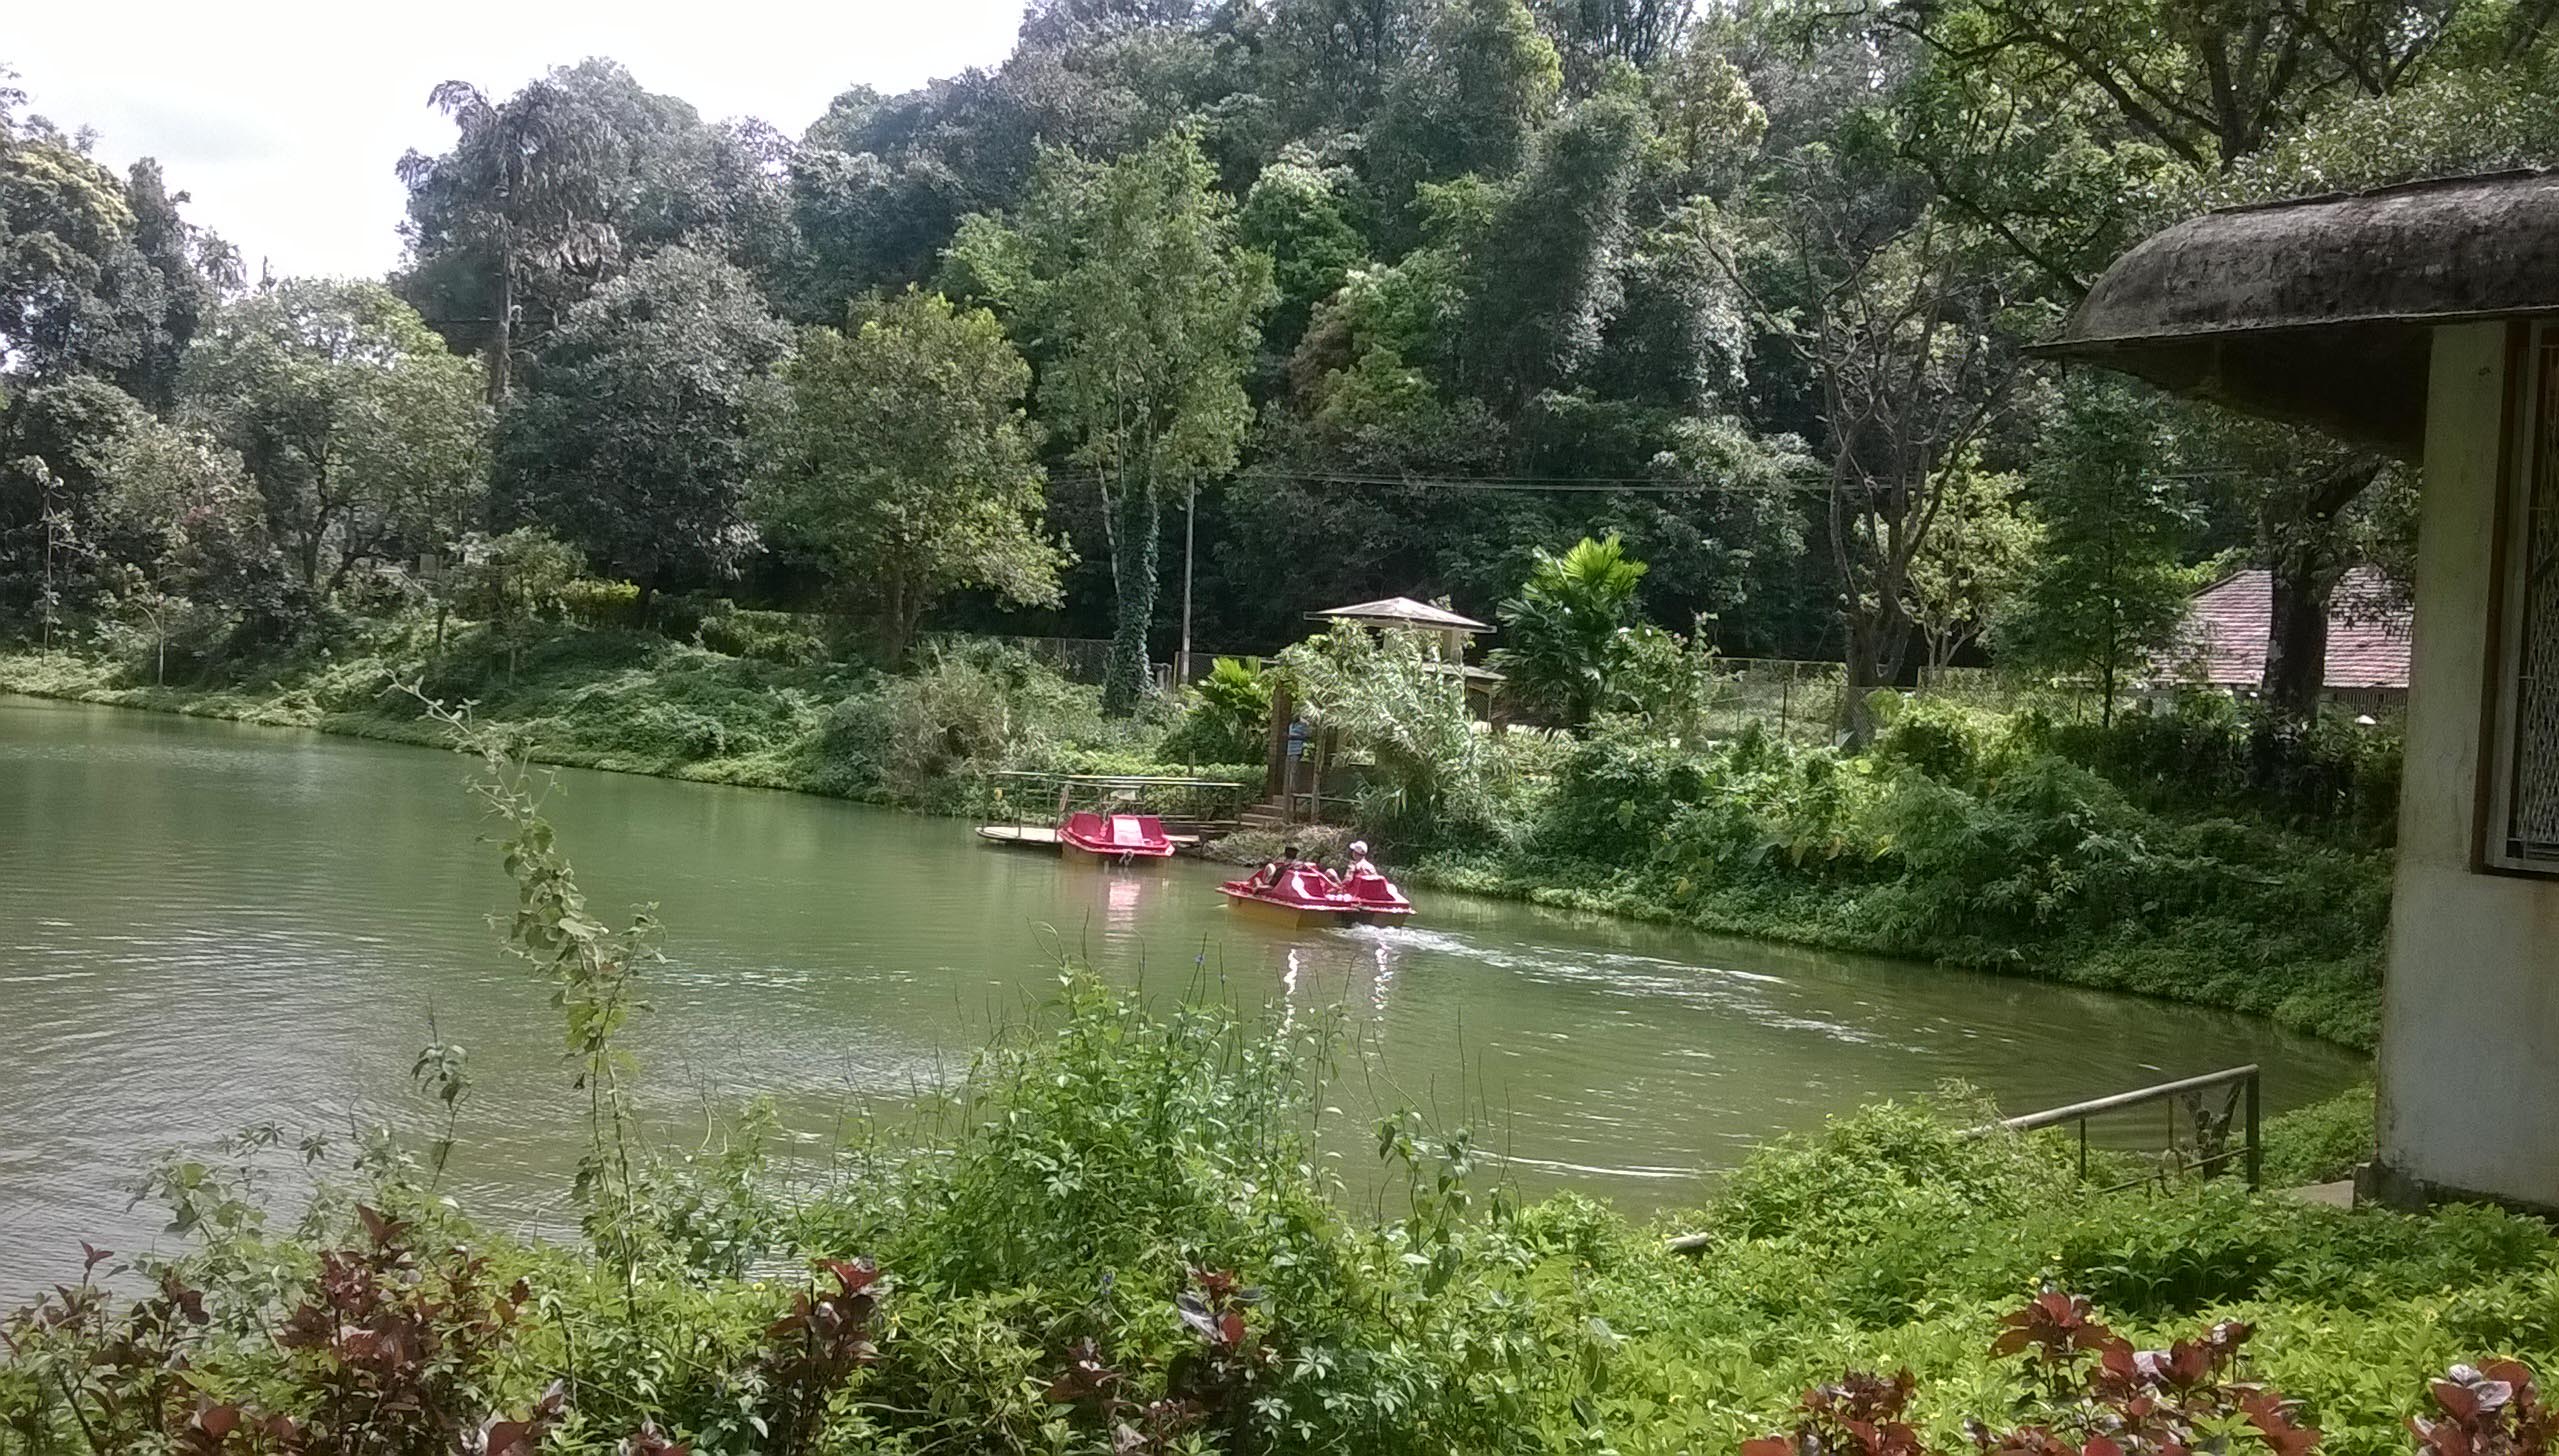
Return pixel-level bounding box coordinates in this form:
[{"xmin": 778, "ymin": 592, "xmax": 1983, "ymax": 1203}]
[
  {"xmin": 558, "ymin": 577, "xmax": 642, "ymax": 628},
  {"xmin": 696, "ymin": 607, "xmax": 830, "ymax": 665},
  {"xmin": 817, "ymin": 639, "xmax": 1105, "ymax": 806},
  {"xmin": 2263, "ymin": 1083, "xmax": 2377, "ymax": 1188},
  {"xmin": 1159, "ymin": 655, "xmax": 1273, "ymax": 763},
  {"xmin": 2033, "ymin": 693, "xmax": 2403, "ymax": 840}
]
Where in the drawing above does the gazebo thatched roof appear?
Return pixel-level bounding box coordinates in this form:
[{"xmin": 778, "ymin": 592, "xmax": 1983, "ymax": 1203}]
[
  {"xmin": 1309, "ymin": 596, "xmax": 1491, "ymax": 633},
  {"xmin": 2032, "ymin": 169, "xmax": 2559, "ymax": 456}
]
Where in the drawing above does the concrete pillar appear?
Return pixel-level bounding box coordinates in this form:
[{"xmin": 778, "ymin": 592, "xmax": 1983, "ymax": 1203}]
[{"xmin": 2374, "ymin": 320, "xmax": 2559, "ymax": 1212}]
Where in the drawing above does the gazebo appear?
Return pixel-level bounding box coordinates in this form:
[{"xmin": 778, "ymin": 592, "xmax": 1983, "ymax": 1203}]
[
  {"xmin": 2037, "ymin": 169, "xmax": 2559, "ymax": 1213},
  {"xmin": 1307, "ymin": 595, "xmax": 1503, "ymax": 716},
  {"xmin": 1308, "ymin": 595, "xmax": 1492, "ymax": 660}
]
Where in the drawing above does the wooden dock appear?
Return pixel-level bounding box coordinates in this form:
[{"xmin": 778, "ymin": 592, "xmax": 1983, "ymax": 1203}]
[{"xmin": 976, "ymin": 824, "xmax": 1203, "ymax": 851}]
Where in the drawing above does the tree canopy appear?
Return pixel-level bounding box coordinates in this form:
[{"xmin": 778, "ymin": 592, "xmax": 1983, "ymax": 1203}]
[
  {"xmin": 751, "ymin": 289, "xmax": 1062, "ymax": 663},
  {"xmin": 9, "ymin": 0, "xmax": 2548, "ymax": 699}
]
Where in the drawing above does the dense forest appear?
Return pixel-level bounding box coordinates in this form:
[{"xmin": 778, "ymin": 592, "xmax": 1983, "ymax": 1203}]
[{"xmin": 8, "ymin": 0, "xmax": 2559, "ymax": 717}]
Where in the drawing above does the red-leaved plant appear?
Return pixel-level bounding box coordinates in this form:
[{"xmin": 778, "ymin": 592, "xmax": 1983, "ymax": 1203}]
[
  {"xmin": 2413, "ymin": 1361, "xmax": 2553, "ymax": 1456},
  {"xmin": 1748, "ymin": 1292, "xmax": 2320, "ymax": 1456},
  {"xmin": 758, "ymin": 1258, "xmax": 882, "ymax": 1456},
  {"xmin": 5, "ymin": 1210, "xmax": 544, "ymax": 1456},
  {"xmin": 1043, "ymin": 1267, "xmax": 1277, "ymax": 1454}
]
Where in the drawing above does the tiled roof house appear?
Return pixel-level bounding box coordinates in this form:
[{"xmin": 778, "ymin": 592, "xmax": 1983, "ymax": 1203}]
[{"xmin": 2159, "ymin": 565, "xmax": 2411, "ymax": 698}]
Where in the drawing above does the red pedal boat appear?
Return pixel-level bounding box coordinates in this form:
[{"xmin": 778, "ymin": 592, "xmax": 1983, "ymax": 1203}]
[
  {"xmin": 1059, "ymin": 811, "xmax": 1175, "ymax": 864},
  {"xmin": 1219, "ymin": 864, "xmax": 1415, "ymax": 927}
]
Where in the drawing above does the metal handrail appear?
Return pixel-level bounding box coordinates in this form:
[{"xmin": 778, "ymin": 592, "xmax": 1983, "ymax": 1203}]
[
  {"xmin": 1665, "ymin": 1066, "xmax": 2264, "ymax": 1256},
  {"xmin": 1987, "ymin": 1064, "xmax": 2261, "ymax": 1193}
]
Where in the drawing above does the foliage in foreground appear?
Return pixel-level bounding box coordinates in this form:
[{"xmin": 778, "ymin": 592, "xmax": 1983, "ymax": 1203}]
[{"xmin": 1, "ymin": 991, "xmax": 2550, "ymax": 1456}]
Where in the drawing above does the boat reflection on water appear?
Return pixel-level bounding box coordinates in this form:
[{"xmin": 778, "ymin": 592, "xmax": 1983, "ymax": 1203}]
[{"xmin": 1105, "ymin": 875, "xmax": 1144, "ymax": 929}]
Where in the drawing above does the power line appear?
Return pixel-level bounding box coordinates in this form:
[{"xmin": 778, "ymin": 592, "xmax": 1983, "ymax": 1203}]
[{"xmin": 1048, "ymin": 467, "xmax": 1836, "ymax": 497}]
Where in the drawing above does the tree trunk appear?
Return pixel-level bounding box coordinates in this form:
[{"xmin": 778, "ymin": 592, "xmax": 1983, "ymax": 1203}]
[
  {"xmin": 2258, "ymin": 459, "xmax": 2381, "ymax": 724},
  {"xmin": 1839, "ymin": 597, "xmax": 1913, "ymax": 745},
  {"xmin": 1265, "ymin": 679, "xmax": 1293, "ymax": 800},
  {"xmin": 488, "ymin": 243, "xmax": 515, "ymax": 406},
  {"xmin": 1101, "ymin": 473, "xmax": 1159, "ymax": 717},
  {"xmin": 883, "ymin": 578, "xmax": 921, "ymax": 670},
  {"xmin": 2262, "ymin": 551, "xmax": 2334, "ymax": 723}
]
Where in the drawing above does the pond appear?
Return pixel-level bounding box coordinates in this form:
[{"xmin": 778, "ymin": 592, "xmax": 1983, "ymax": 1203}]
[{"xmin": 0, "ymin": 694, "xmax": 2368, "ymax": 1292}]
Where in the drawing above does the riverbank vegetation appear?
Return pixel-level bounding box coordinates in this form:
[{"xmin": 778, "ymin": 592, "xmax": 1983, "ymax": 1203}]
[
  {"xmin": 0, "ymin": 751, "xmax": 2543, "ymax": 1456},
  {"xmin": 0, "ymin": 625, "xmax": 1256, "ymax": 812},
  {"xmin": 0, "ymin": 589, "xmax": 2399, "ymax": 1048},
  {"xmin": 1230, "ymin": 611, "xmax": 2400, "ymax": 1048}
]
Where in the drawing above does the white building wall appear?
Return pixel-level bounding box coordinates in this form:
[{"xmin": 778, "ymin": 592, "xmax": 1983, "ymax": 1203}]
[{"xmin": 2378, "ymin": 321, "xmax": 2559, "ymax": 1208}]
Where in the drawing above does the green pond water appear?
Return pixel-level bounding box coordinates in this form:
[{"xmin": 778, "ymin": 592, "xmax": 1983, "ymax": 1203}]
[{"xmin": 0, "ymin": 694, "xmax": 2368, "ymax": 1292}]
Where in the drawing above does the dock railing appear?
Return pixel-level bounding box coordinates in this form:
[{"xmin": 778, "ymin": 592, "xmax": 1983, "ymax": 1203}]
[
  {"xmin": 1665, "ymin": 1065, "xmax": 2263, "ymax": 1255},
  {"xmin": 1990, "ymin": 1064, "xmax": 2262, "ymax": 1194}
]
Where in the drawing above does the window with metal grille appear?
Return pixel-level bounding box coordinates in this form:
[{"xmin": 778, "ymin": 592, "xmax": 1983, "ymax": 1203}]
[{"xmin": 2487, "ymin": 329, "xmax": 2559, "ymax": 871}]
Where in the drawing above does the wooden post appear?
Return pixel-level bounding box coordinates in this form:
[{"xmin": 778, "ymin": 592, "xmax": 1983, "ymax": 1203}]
[
  {"xmin": 1311, "ymin": 726, "xmax": 1335, "ymax": 823},
  {"xmin": 1178, "ymin": 481, "xmax": 1196, "ymax": 688},
  {"xmin": 2244, "ymin": 1069, "xmax": 2263, "ymax": 1191},
  {"xmin": 1265, "ymin": 681, "xmax": 1292, "ymax": 802}
]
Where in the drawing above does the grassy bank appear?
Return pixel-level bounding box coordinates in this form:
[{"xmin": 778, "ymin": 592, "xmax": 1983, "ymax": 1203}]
[
  {"xmin": 1213, "ymin": 702, "xmax": 2392, "ymax": 1050},
  {"xmin": 0, "ymin": 622, "xmax": 1254, "ymax": 814}
]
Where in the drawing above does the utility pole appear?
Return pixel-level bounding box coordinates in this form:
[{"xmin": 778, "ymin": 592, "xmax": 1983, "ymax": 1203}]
[{"xmin": 1178, "ymin": 480, "xmax": 1197, "ymax": 688}]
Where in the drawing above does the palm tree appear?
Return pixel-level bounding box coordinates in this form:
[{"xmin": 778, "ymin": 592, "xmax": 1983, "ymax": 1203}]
[
  {"xmin": 398, "ymin": 79, "xmax": 616, "ymax": 404},
  {"xmin": 1490, "ymin": 533, "xmax": 1649, "ymax": 727}
]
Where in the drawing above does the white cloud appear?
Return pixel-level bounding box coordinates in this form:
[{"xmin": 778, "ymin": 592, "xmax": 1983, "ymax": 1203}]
[{"xmin": 7, "ymin": 0, "xmax": 1029, "ymax": 279}]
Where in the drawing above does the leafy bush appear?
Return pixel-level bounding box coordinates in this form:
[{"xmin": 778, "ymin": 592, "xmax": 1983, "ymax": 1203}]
[
  {"xmin": 696, "ymin": 607, "xmax": 830, "ymax": 665},
  {"xmin": 1159, "ymin": 655, "xmax": 1273, "ymax": 764},
  {"xmin": 2263, "ymin": 1083, "xmax": 2377, "ymax": 1188},
  {"xmin": 557, "ymin": 577, "xmax": 642, "ymax": 628},
  {"xmin": 2033, "ymin": 693, "xmax": 2403, "ymax": 841},
  {"xmin": 817, "ymin": 638, "xmax": 1106, "ymax": 806},
  {"xmin": 1505, "ymin": 706, "xmax": 2391, "ymax": 1047}
]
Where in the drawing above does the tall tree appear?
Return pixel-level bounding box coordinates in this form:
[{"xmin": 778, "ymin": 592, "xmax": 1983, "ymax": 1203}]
[
  {"xmin": 0, "ymin": 377, "xmax": 148, "ymax": 635},
  {"xmin": 1902, "ymin": 448, "xmax": 2034, "ymax": 671},
  {"xmin": 2000, "ymin": 379, "xmax": 2199, "ymax": 725},
  {"xmin": 1237, "ymin": 162, "xmax": 1367, "ymax": 356},
  {"xmin": 1542, "ymin": 0, "xmax": 1696, "ymax": 92},
  {"xmin": 397, "ymin": 63, "xmax": 694, "ymax": 402},
  {"xmin": 182, "ymin": 280, "xmax": 490, "ymax": 599},
  {"xmin": 0, "ymin": 117, "xmax": 163, "ymax": 387},
  {"xmin": 949, "ymin": 133, "xmax": 1270, "ymax": 714},
  {"xmin": 113, "ymin": 159, "xmax": 238, "ymax": 412},
  {"xmin": 496, "ymin": 247, "xmax": 788, "ymax": 607},
  {"xmin": 1455, "ymin": 92, "xmax": 1647, "ymax": 409},
  {"xmin": 1263, "ymin": 0, "xmax": 1440, "ymax": 129},
  {"xmin": 1370, "ymin": 0, "xmax": 1564, "ymax": 203},
  {"xmin": 95, "ymin": 413, "xmax": 286, "ymax": 661},
  {"xmin": 750, "ymin": 290, "xmax": 1062, "ymax": 663},
  {"xmin": 1715, "ymin": 143, "xmax": 2021, "ymax": 737}
]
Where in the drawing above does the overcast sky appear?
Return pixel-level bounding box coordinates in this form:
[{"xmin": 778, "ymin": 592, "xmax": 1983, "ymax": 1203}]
[{"xmin": 7, "ymin": 0, "xmax": 1031, "ymax": 280}]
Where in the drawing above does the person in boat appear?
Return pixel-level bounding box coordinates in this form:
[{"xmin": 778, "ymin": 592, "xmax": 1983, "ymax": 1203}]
[
  {"xmin": 1250, "ymin": 844, "xmax": 1300, "ymax": 891},
  {"xmin": 1339, "ymin": 839, "xmax": 1398, "ymax": 901}
]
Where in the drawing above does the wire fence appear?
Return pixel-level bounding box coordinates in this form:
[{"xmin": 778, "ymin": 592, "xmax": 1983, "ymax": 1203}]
[{"xmin": 945, "ymin": 633, "xmax": 2101, "ymax": 741}]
